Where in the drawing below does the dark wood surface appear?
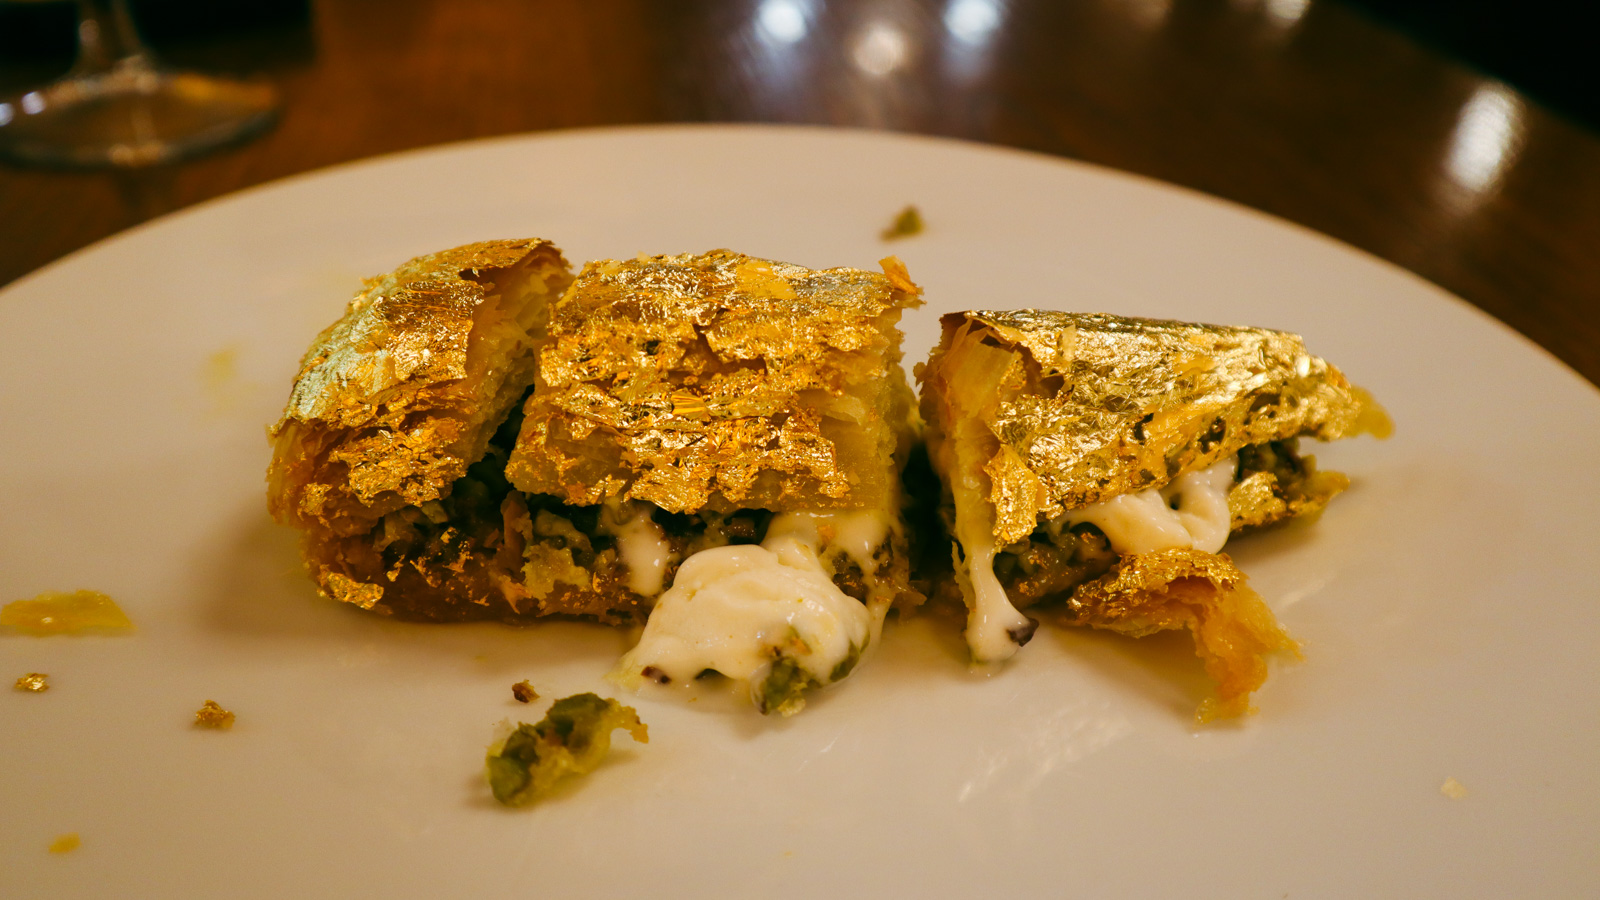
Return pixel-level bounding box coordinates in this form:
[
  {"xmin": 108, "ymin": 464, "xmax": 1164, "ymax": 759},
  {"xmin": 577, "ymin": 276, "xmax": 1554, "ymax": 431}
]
[{"xmin": 4, "ymin": 0, "xmax": 1598, "ymax": 385}]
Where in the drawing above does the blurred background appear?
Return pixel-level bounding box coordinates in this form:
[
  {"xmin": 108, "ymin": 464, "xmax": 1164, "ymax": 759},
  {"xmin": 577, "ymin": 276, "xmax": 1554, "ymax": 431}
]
[{"xmin": 2, "ymin": 0, "xmax": 1597, "ymax": 381}]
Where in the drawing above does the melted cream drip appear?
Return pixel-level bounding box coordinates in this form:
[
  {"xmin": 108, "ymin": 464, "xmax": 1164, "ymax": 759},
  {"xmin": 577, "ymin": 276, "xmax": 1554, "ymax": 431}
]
[
  {"xmin": 613, "ymin": 509, "xmax": 672, "ymax": 597},
  {"xmin": 614, "ymin": 509, "xmax": 888, "ymax": 693},
  {"xmin": 765, "ymin": 510, "xmax": 888, "ymax": 577},
  {"xmin": 1063, "ymin": 455, "xmax": 1237, "ymax": 555},
  {"xmin": 958, "ymin": 522, "xmax": 1035, "ymax": 664},
  {"xmin": 953, "ymin": 456, "xmax": 1034, "ymax": 664}
]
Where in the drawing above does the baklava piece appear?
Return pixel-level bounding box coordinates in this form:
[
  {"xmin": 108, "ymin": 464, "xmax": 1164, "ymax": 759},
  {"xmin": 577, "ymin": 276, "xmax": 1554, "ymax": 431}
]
[
  {"xmin": 507, "ymin": 251, "xmax": 924, "ymax": 713},
  {"xmin": 267, "ymin": 238, "xmax": 573, "ymax": 621},
  {"xmin": 268, "ymin": 242, "xmax": 924, "ymax": 700},
  {"xmin": 920, "ymin": 310, "xmax": 1389, "ymax": 720}
]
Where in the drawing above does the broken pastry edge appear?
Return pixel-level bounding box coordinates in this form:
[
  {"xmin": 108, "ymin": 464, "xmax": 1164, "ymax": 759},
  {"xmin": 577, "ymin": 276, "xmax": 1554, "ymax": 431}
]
[
  {"xmin": 1061, "ymin": 547, "xmax": 1303, "ymax": 723},
  {"xmin": 266, "ymin": 238, "xmax": 574, "ymax": 539}
]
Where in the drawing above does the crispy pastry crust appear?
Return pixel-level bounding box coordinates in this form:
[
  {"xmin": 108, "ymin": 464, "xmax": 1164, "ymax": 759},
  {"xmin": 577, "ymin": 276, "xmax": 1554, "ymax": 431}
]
[
  {"xmin": 506, "ymin": 251, "xmax": 922, "ymax": 514},
  {"xmin": 269, "ymin": 245, "xmax": 921, "ymax": 624},
  {"xmin": 268, "ymin": 239, "xmax": 570, "ymax": 538},
  {"xmin": 1061, "ymin": 549, "xmax": 1301, "ymax": 722},
  {"xmin": 920, "ymin": 309, "xmax": 1387, "ymax": 717},
  {"xmin": 267, "ymin": 239, "xmax": 574, "ymax": 618},
  {"xmin": 923, "ymin": 309, "xmax": 1383, "ymax": 546}
]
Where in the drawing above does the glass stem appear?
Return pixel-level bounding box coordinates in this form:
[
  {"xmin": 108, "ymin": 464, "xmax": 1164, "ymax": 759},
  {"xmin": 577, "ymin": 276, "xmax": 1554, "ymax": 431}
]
[{"xmin": 72, "ymin": 0, "xmax": 152, "ymax": 76}]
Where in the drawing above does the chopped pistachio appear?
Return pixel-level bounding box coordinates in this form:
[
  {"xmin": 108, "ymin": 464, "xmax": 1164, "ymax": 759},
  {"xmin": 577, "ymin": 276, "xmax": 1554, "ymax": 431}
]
[
  {"xmin": 485, "ymin": 693, "xmax": 647, "ymax": 807},
  {"xmin": 751, "ymin": 639, "xmax": 862, "ymax": 717},
  {"xmin": 753, "ymin": 656, "xmax": 819, "ymax": 717},
  {"xmin": 880, "ymin": 205, "xmax": 924, "ymax": 241}
]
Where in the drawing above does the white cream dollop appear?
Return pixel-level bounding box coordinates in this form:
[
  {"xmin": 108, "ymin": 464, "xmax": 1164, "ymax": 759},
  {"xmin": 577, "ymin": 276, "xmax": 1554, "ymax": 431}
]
[
  {"xmin": 1062, "ymin": 455, "xmax": 1237, "ymax": 555},
  {"xmin": 958, "ymin": 528, "xmax": 1038, "ymax": 664},
  {"xmin": 614, "ymin": 511, "xmax": 887, "ymax": 704}
]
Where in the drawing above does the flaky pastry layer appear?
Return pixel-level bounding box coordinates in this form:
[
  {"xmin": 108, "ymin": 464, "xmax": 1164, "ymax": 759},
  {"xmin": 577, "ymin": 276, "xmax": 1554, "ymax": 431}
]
[
  {"xmin": 269, "ymin": 244, "xmax": 921, "ymax": 624},
  {"xmin": 919, "ymin": 308, "xmax": 1388, "ymax": 717},
  {"xmin": 507, "ymin": 250, "xmax": 922, "ymax": 514},
  {"xmin": 921, "ymin": 309, "xmax": 1387, "ymax": 546},
  {"xmin": 1060, "ymin": 548, "xmax": 1301, "ymax": 722},
  {"xmin": 268, "ymin": 239, "xmax": 572, "ymax": 538}
]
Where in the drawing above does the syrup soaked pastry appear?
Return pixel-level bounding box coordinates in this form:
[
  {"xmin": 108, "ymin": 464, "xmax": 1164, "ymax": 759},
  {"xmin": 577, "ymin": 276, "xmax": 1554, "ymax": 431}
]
[{"xmin": 919, "ymin": 310, "xmax": 1389, "ymax": 720}]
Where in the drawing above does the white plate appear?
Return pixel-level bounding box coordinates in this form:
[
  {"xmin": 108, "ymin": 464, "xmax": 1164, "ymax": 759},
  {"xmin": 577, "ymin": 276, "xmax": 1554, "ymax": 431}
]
[{"xmin": 3, "ymin": 126, "xmax": 1597, "ymax": 898}]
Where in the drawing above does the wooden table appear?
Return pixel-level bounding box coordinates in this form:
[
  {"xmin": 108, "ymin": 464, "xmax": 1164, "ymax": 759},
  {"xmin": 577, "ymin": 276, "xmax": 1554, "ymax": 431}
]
[{"xmin": 4, "ymin": 0, "xmax": 1598, "ymax": 386}]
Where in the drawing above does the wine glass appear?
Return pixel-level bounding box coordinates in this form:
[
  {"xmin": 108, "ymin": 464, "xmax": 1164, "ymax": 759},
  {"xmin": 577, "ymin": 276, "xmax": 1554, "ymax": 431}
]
[{"xmin": 0, "ymin": 0, "xmax": 279, "ymax": 168}]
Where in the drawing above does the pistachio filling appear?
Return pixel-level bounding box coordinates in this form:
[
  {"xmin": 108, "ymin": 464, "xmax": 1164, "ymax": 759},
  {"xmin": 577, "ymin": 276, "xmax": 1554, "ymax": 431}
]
[{"xmin": 987, "ymin": 440, "xmax": 1330, "ymax": 614}]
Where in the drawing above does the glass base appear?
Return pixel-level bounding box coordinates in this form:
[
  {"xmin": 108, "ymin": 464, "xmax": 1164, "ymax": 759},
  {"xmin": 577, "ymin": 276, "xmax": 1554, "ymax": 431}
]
[{"xmin": 0, "ymin": 59, "xmax": 278, "ymax": 168}]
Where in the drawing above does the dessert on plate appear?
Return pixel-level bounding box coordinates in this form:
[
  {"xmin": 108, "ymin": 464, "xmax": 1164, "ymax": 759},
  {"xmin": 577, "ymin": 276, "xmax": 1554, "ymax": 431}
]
[
  {"xmin": 267, "ymin": 238, "xmax": 573, "ymax": 621},
  {"xmin": 269, "ymin": 242, "xmax": 924, "ymax": 714},
  {"xmin": 918, "ymin": 309, "xmax": 1389, "ymax": 719},
  {"xmin": 268, "ymin": 239, "xmax": 1386, "ymax": 721}
]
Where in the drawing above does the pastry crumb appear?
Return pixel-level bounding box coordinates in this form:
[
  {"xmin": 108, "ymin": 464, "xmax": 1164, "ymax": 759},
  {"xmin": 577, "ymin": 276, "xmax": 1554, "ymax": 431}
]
[
  {"xmin": 880, "ymin": 204, "xmax": 924, "ymax": 241},
  {"xmin": 14, "ymin": 672, "xmax": 49, "ymax": 692},
  {"xmin": 49, "ymin": 833, "xmax": 80, "ymax": 854},
  {"xmin": 194, "ymin": 700, "xmax": 235, "ymax": 729},
  {"xmin": 511, "ymin": 680, "xmax": 538, "ymax": 703},
  {"xmin": 1440, "ymin": 777, "xmax": 1467, "ymax": 799}
]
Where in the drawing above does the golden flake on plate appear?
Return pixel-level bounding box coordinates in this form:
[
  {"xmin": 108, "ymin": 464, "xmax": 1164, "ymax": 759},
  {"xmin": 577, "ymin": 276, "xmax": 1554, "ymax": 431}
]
[
  {"xmin": 194, "ymin": 700, "xmax": 236, "ymax": 729},
  {"xmin": 48, "ymin": 833, "xmax": 80, "ymax": 854},
  {"xmin": 14, "ymin": 672, "xmax": 49, "ymax": 692}
]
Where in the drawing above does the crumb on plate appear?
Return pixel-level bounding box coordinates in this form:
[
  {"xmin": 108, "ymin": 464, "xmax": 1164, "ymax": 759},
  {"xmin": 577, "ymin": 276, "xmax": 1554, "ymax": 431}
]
[
  {"xmin": 194, "ymin": 700, "xmax": 235, "ymax": 729},
  {"xmin": 512, "ymin": 680, "xmax": 538, "ymax": 703},
  {"xmin": 49, "ymin": 833, "xmax": 80, "ymax": 854},
  {"xmin": 14, "ymin": 673, "xmax": 49, "ymax": 692},
  {"xmin": 1440, "ymin": 777, "xmax": 1467, "ymax": 799},
  {"xmin": 485, "ymin": 693, "xmax": 647, "ymax": 807},
  {"xmin": 880, "ymin": 204, "xmax": 924, "ymax": 241}
]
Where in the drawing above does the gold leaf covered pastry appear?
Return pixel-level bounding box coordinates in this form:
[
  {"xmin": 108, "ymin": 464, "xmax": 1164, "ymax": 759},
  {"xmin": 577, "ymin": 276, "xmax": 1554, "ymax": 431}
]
[
  {"xmin": 269, "ymin": 239, "xmax": 572, "ymax": 537},
  {"xmin": 506, "ymin": 250, "xmax": 922, "ymax": 515},
  {"xmin": 267, "ymin": 244, "xmax": 923, "ymax": 627},
  {"xmin": 267, "ymin": 239, "xmax": 575, "ymax": 620},
  {"xmin": 920, "ymin": 308, "xmax": 1387, "ymax": 718},
  {"xmin": 929, "ymin": 310, "xmax": 1381, "ymax": 545}
]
